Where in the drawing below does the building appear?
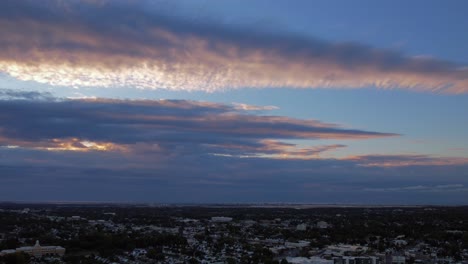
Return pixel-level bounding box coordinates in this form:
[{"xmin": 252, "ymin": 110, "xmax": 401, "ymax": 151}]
[
  {"xmin": 285, "ymin": 240, "xmax": 311, "ymax": 248},
  {"xmin": 392, "ymin": 240, "xmax": 408, "ymax": 246},
  {"xmin": 296, "ymin": 223, "xmax": 307, "ymax": 231},
  {"xmin": 287, "ymin": 257, "xmax": 334, "ymax": 264},
  {"xmin": 324, "ymin": 244, "xmax": 368, "ymax": 257},
  {"xmin": 334, "ymin": 256, "xmax": 379, "ymax": 264},
  {"xmin": 211, "ymin": 216, "xmax": 233, "ymax": 222},
  {"xmin": 390, "ymin": 255, "xmax": 405, "ymax": 264},
  {"xmin": 317, "ymin": 221, "xmax": 329, "ymax": 229},
  {"xmin": 0, "ymin": 241, "xmax": 65, "ymax": 258}
]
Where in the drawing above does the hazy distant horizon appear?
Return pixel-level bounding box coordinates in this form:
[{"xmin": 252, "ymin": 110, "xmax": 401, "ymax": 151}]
[{"xmin": 1, "ymin": 200, "xmax": 467, "ymax": 208}]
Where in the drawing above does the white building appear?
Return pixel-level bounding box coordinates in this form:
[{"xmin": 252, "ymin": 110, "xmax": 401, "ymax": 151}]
[
  {"xmin": 285, "ymin": 240, "xmax": 310, "ymax": 248},
  {"xmin": 287, "ymin": 257, "xmax": 333, "ymax": 264},
  {"xmin": 324, "ymin": 244, "xmax": 368, "ymax": 256},
  {"xmin": 296, "ymin": 223, "xmax": 307, "ymax": 231},
  {"xmin": 211, "ymin": 216, "xmax": 233, "ymax": 222},
  {"xmin": 317, "ymin": 221, "xmax": 329, "ymax": 229},
  {"xmin": 0, "ymin": 241, "xmax": 65, "ymax": 258},
  {"xmin": 338, "ymin": 256, "xmax": 378, "ymax": 264},
  {"xmin": 392, "ymin": 255, "xmax": 406, "ymax": 264},
  {"xmin": 393, "ymin": 239, "xmax": 408, "ymax": 246}
]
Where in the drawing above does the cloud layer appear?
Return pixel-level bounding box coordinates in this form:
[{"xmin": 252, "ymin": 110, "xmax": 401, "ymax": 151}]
[
  {"xmin": 365, "ymin": 184, "xmax": 468, "ymax": 193},
  {"xmin": 0, "ymin": 92, "xmax": 467, "ymax": 203},
  {"xmin": 1, "ymin": 0, "xmax": 468, "ymax": 92},
  {"xmin": 0, "ymin": 91, "xmax": 395, "ymax": 159},
  {"xmin": 346, "ymin": 154, "xmax": 468, "ymax": 167},
  {"xmin": 2, "ymin": 146, "xmax": 468, "ymax": 204}
]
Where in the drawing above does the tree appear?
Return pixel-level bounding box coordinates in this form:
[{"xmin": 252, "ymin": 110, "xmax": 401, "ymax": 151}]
[
  {"xmin": 188, "ymin": 257, "xmax": 199, "ymax": 264},
  {"xmin": 146, "ymin": 248, "xmax": 164, "ymax": 261},
  {"xmin": 1, "ymin": 252, "xmax": 30, "ymax": 264},
  {"xmin": 0, "ymin": 238, "xmax": 20, "ymax": 250}
]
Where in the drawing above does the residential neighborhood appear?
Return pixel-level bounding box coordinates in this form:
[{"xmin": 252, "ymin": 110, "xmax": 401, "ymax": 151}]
[{"xmin": 0, "ymin": 204, "xmax": 467, "ymax": 263}]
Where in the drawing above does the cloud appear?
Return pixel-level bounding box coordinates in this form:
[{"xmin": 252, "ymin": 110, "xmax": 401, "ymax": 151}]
[
  {"xmin": 211, "ymin": 140, "xmax": 346, "ymax": 159},
  {"xmin": 0, "ymin": 89, "xmax": 55, "ymax": 101},
  {"xmin": 0, "ymin": 0, "xmax": 468, "ymax": 93},
  {"xmin": 1, "ymin": 146, "xmax": 468, "ymax": 203},
  {"xmin": 232, "ymin": 103, "xmax": 279, "ymax": 111},
  {"xmin": 347, "ymin": 154, "xmax": 468, "ymax": 167},
  {"xmin": 0, "ymin": 94, "xmax": 395, "ymax": 158},
  {"xmin": 364, "ymin": 184, "xmax": 468, "ymax": 193},
  {"xmin": 4, "ymin": 138, "xmax": 128, "ymax": 152},
  {"xmin": 0, "ymin": 94, "xmax": 464, "ymax": 204}
]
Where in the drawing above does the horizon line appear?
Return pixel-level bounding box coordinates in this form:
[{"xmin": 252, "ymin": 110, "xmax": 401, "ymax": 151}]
[{"xmin": 1, "ymin": 200, "xmax": 467, "ymax": 208}]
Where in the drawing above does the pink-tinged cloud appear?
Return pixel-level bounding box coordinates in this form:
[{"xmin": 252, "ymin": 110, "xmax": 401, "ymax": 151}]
[
  {"xmin": 208, "ymin": 140, "xmax": 346, "ymax": 159},
  {"xmin": 346, "ymin": 154, "xmax": 468, "ymax": 167},
  {"xmin": 0, "ymin": 1, "xmax": 467, "ymax": 93}
]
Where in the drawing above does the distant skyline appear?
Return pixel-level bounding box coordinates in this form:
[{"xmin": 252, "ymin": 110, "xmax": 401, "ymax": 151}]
[{"xmin": 0, "ymin": 0, "xmax": 467, "ymax": 204}]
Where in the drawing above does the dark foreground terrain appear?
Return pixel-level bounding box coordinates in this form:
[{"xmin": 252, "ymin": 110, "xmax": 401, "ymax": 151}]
[{"xmin": 0, "ymin": 203, "xmax": 467, "ymax": 263}]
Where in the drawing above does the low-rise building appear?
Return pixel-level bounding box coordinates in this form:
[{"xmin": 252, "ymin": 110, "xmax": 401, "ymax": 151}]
[
  {"xmin": 297, "ymin": 223, "xmax": 307, "ymax": 231},
  {"xmin": 0, "ymin": 240, "xmax": 65, "ymax": 258},
  {"xmin": 317, "ymin": 221, "xmax": 329, "ymax": 229},
  {"xmin": 287, "ymin": 256, "xmax": 334, "ymax": 264},
  {"xmin": 334, "ymin": 256, "xmax": 379, "ymax": 264},
  {"xmin": 211, "ymin": 216, "xmax": 233, "ymax": 222},
  {"xmin": 391, "ymin": 255, "xmax": 405, "ymax": 264}
]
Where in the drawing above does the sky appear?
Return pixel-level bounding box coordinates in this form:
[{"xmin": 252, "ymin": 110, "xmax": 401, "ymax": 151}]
[{"xmin": 0, "ymin": 0, "xmax": 467, "ymax": 204}]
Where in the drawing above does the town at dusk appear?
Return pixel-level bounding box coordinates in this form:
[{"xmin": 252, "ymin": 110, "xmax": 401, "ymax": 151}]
[{"xmin": 0, "ymin": 1, "xmax": 467, "ymax": 263}]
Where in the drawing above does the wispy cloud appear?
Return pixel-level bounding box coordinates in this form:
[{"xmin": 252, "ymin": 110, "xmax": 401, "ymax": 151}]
[
  {"xmin": 0, "ymin": 89, "xmax": 55, "ymax": 101},
  {"xmin": 364, "ymin": 184, "xmax": 468, "ymax": 193},
  {"xmin": 347, "ymin": 154, "xmax": 468, "ymax": 167},
  {"xmin": 210, "ymin": 140, "xmax": 346, "ymax": 159},
  {"xmin": 0, "ymin": 0, "xmax": 467, "ymax": 93},
  {"xmin": 232, "ymin": 103, "xmax": 279, "ymax": 111}
]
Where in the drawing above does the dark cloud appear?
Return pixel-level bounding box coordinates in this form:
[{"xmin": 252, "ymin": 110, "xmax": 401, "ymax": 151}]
[
  {"xmin": 0, "ymin": 95, "xmax": 396, "ymax": 158},
  {"xmin": 0, "ymin": 95, "xmax": 466, "ymax": 203},
  {"xmin": 0, "ymin": 0, "xmax": 467, "ymax": 92},
  {"xmin": 0, "ymin": 89, "xmax": 55, "ymax": 101}
]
